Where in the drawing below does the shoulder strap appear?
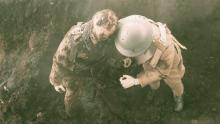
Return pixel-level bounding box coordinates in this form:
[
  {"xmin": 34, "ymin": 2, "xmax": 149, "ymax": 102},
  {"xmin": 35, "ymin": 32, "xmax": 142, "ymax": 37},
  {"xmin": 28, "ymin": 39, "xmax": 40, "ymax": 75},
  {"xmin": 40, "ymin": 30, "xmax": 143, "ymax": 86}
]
[{"xmin": 149, "ymin": 22, "xmax": 169, "ymax": 68}]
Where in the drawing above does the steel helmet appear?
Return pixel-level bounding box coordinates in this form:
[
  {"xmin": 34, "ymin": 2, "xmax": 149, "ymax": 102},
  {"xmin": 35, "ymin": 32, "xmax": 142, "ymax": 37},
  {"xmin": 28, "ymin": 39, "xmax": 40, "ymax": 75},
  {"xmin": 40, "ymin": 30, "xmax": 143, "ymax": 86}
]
[{"xmin": 115, "ymin": 15, "xmax": 153, "ymax": 57}]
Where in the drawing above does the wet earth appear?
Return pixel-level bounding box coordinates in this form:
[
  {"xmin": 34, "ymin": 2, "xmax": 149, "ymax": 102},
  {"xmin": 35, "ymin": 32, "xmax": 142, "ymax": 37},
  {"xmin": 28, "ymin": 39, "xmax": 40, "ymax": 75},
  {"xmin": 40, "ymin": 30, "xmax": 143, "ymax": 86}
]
[{"xmin": 0, "ymin": 0, "xmax": 220, "ymax": 124}]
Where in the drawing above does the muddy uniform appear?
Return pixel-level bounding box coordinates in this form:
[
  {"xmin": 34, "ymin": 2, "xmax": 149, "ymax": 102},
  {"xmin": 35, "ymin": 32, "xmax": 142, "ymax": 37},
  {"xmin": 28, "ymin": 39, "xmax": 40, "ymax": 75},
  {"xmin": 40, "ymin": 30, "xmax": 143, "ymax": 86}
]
[{"xmin": 49, "ymin": 21, "xmax": 119, "ymax": 122}]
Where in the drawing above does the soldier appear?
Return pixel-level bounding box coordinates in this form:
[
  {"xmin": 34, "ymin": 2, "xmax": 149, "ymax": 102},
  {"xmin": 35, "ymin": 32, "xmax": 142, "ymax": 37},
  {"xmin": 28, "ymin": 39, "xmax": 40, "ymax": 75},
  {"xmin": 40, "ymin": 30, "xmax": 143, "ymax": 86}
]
[
  {"xmin": 115, "ymin": 15, "xmax": 187, "ymax": 112},
  {"xmin": 49, "ymin": 9, "xmax": 118, "ymax": 122}
]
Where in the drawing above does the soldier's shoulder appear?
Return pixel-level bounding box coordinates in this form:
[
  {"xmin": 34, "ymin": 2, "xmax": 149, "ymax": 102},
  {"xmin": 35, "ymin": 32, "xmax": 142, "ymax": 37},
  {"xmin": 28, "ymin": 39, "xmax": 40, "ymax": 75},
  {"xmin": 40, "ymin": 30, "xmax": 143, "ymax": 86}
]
[
  {"xmin": 55, "ymin": 22, "xmax": 85, "ymax": 55},
  {"xmin": 67, "ymin": 22, "xmax": 85, "ymax": 41},
  {"xmin": 69, "ymin": 22, "xmax": 84, "ymax": 34},
  {"xmin": 60, "ymin": 22, "xmax": 86, "ymax": 47}
]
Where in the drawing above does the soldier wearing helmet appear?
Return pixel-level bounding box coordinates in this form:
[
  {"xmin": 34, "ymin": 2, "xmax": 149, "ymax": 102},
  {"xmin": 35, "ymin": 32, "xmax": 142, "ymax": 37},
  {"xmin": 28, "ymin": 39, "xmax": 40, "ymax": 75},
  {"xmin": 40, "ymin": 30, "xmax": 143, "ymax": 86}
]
[
  {"xmin": 49, "ymin": 9, "xmax": 118, "ymax": 120},
  {"xmin": 116, "ymin": 15, "xmax": 186, "ymax": 112}
]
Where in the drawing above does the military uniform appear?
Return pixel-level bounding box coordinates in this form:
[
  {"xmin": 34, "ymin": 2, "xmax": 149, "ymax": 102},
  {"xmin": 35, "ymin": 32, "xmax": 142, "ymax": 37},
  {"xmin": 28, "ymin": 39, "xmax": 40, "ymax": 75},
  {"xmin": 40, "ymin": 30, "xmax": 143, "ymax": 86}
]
[
  {"xmin": 136, "ymin": 20, "xmax": 186, "ymax": 97},
  {"xmin": 116, "ymin": 15, "xmax": 186, "ymax": 111},
  {"xmin": 49, "ymin": 21, "xmax": 108, "ymax": 121}
]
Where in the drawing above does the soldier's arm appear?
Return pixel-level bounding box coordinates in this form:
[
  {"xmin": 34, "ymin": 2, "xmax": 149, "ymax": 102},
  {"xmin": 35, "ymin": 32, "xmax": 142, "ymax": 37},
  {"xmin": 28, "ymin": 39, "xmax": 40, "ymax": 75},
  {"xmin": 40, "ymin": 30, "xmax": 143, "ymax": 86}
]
[
  {"xmin": 49, "ymin": 26, "xmax": 79, "ymax": 87},
  {"xmin": 136, "ymin": 66, "xmax": 162, "ymax": 87},
  {"xmin": 156, "ymin": 43, "xmax": 176, "ymax": 76},
  {"xmin": 136, "ymin": 46, "xmax": 175, "ymax": 87}
]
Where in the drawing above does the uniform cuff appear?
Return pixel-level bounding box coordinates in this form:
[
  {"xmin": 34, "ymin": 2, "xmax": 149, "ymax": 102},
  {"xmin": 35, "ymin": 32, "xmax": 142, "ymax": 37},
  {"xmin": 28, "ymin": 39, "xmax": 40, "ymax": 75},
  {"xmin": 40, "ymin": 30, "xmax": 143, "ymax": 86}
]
[
  {"xmin": 137, "ymin": 78, "xmax": 146, "ymax": 87},
  {"xmin": 134, "ymin": 79, "xmax": 140, "ymax": 85}
]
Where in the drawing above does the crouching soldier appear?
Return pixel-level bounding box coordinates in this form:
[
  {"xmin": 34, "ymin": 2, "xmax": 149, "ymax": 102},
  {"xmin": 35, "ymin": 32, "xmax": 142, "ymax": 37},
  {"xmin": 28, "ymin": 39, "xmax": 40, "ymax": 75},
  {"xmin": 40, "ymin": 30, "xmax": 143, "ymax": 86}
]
[
  {"xmin": 49, "ymin": 9, "xmax": 118, "ymax": 122},
  {"xmin": 115, "ymin": 15, "xmax": 186, "ymax": 112}
]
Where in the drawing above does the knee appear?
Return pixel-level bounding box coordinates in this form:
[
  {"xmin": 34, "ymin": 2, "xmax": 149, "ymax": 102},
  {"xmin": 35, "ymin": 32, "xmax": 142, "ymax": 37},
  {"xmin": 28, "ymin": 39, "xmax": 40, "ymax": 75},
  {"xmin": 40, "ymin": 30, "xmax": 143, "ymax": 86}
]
[
  {"xmin": 164, "ymin": 79, "xmax": 184, "ymax": 96},
  {"xmin": 172, "ymin": 82, "xmax": 184, "ymax": 96}
]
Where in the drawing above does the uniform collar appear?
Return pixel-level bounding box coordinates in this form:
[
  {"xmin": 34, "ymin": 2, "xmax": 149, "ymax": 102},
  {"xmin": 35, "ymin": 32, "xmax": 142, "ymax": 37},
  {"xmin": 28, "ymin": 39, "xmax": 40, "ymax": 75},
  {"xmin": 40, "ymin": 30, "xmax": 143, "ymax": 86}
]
[
  {"xmin": 135, "ymin": 44, "xmax": 156, "ymax": 64},
  {"xmin": 81, "ymin": 21, "xmax": 95, "ymax": 51}
]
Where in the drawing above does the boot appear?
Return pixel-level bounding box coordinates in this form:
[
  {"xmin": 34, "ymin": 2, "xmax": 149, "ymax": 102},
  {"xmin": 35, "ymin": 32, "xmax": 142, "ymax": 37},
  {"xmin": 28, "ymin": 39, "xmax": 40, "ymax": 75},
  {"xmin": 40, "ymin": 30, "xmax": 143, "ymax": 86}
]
[{"xmin": 174, "ymin": 95, "xmax": 184, "ymax": 112}]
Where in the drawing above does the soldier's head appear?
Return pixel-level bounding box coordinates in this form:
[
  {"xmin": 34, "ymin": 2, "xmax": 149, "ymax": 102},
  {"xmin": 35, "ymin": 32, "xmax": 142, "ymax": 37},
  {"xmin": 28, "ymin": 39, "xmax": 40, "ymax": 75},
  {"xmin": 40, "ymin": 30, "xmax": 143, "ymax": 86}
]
[
  {"xmin": 91, "ymin": 9, "xmax": 118, "ymax": 44},
  {"xmin": 115, "ymin": 15, "xmax": 153, "ymax": 57}
]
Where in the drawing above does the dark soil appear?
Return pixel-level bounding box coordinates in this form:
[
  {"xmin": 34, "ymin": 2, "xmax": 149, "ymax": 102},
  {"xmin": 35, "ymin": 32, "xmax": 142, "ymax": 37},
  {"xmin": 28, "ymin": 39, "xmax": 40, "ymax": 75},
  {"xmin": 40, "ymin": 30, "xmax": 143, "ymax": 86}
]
[{"xmin": 0, "ymin": 0, "xmax": 220, "ymax": 124}]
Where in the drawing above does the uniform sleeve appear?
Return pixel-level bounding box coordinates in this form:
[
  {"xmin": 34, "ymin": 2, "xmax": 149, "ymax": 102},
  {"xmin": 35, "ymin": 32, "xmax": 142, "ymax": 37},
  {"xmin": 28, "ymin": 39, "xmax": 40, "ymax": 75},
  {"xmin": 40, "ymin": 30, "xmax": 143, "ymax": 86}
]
[
  {"xmin": 49, "ymin": 26, "xmax": 80, "ymax": 86},
  {"xmin": 156, "ymin": 43, "xmax": 176, "ymax": 76},
  {"xmin": 137, "ymin": 44, "xmax": 176, "ymax": 87},
  {"xmin": 137, "ymin": 64, "xmax": 162, "ymax": 87}
]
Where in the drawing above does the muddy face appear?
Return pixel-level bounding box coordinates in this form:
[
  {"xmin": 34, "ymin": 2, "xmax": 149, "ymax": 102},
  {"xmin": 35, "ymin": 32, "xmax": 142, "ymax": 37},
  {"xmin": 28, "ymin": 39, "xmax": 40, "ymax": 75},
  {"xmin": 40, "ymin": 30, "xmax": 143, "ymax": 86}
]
[
  {"xmin": 91, "ymin": 24, "xmax": 117, "ymax": 43},
  {"xmin": 90, "ymin": 9, "xmax": 118, "ymax": 44}
]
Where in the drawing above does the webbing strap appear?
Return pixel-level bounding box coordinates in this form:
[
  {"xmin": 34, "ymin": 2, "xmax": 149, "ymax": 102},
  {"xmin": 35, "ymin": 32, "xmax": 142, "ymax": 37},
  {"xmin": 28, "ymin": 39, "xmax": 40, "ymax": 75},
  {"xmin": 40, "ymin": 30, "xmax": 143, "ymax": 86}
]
[{"xmin": 149, "ymin": 22, "xmax": 168, "ymax": 68}]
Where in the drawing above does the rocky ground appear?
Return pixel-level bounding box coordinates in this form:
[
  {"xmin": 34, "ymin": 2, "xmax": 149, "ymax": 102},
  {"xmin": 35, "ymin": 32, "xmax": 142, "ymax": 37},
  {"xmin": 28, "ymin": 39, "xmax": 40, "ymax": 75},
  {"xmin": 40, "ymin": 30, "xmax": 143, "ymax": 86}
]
[{"xmin": 0, "ymin": 0, "xmax": 220, "ymax": 124}]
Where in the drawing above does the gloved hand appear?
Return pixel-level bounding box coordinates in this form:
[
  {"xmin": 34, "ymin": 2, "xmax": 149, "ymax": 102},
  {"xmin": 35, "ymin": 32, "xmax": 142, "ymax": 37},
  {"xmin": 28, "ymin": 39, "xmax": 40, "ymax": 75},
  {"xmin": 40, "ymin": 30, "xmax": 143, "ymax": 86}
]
[
  {"xmin": 119, "ymin": 75, "xmax": 139, "ymax": 89},
  {"xmin": 54, "ymin": 85, "xmax": 66, "ymax": 93}
]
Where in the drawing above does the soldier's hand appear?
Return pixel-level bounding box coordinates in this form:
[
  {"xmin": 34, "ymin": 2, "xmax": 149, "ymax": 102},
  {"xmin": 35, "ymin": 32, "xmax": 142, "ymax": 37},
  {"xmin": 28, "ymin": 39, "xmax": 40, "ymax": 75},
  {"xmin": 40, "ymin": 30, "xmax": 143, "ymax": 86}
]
[
  {"xmin": 119, "ymin": 75, "xmax": 139, "ymax": 89},
  {"xmin": 54, "ymin": 85, "xmax": 66, "ymax": 93}
]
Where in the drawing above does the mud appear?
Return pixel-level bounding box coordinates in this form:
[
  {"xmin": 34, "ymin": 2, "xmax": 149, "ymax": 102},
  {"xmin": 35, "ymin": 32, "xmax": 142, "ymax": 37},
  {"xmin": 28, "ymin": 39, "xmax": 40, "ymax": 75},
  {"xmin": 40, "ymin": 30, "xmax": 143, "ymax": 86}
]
[{"xmin": 0, "ymin": 0, "xmax": 220, "ymax": 124}]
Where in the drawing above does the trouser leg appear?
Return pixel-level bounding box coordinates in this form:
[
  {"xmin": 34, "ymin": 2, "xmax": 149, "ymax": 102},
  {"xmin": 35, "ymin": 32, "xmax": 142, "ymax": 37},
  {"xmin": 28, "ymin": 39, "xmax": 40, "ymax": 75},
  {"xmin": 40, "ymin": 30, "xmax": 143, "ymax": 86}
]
[
  {"xmin": 164, "ymin": 78, "xmax": 184, "ymax": 96},
  {"xmin": 64, "ymin": 85, "xmax": 83, "ymax": 117},
  {"xmin": 164, "ymin": 78, "xmax": 184, "ymax": 112},
  {"xmin": 64, "ymin": 78, "xmax": 100, "ymax": 123},
  {"xmin": 149, "ymin": 81, "xmax": 160, "ymax": 90}
]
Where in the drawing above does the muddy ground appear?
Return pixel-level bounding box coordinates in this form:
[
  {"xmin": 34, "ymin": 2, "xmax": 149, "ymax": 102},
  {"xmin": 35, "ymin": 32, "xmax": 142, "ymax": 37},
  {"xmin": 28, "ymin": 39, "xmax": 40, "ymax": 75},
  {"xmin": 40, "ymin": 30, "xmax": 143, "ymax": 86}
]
[{"xmin": 0, "ymin": 0, "xmax": 220, "ymax": 124}]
